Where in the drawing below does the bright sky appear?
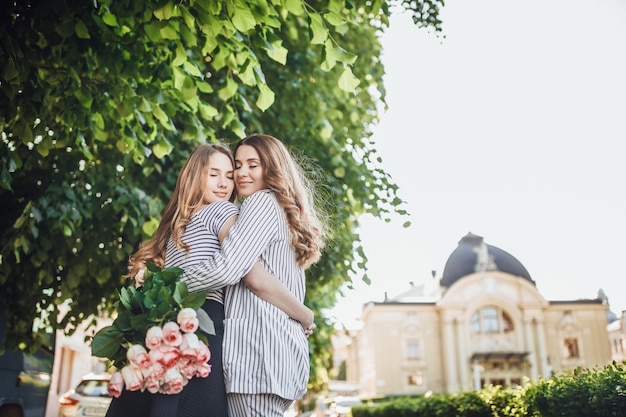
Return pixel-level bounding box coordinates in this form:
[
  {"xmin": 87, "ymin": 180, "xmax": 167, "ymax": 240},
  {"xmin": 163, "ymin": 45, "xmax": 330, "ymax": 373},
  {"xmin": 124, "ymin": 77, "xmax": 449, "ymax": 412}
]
[{"xmin": 330, "ymin": 0, "xmax": 626, "ymax": 329}]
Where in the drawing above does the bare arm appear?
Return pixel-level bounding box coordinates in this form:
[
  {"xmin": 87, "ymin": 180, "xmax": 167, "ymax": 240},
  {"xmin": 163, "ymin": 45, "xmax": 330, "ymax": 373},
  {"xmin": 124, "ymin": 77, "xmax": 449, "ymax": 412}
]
[{"xmin": 244, "ymin": 263, "xmax": 314, "ymax": 330}]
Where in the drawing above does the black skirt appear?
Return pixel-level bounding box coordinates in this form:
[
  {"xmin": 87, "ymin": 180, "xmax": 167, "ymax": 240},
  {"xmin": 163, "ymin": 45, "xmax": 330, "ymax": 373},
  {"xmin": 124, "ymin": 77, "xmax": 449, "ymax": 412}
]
[{"xmin": 105, "ymin": 299, "xmax": 229, "ymax": 417}]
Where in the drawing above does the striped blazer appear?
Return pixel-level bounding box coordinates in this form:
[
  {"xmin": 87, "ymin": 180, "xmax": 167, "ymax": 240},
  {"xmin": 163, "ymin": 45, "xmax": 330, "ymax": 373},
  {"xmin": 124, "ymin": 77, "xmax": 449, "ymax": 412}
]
[{"xmin": 181, "ymin": 190, "xmax": 309, "ymax": 400}]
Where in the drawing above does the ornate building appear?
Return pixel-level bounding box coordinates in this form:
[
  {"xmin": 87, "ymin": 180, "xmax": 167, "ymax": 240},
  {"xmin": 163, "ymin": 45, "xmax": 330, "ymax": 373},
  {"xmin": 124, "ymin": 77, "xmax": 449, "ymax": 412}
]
[{"xmin": 348, "ymin": 233, "xmax": 614, "ymax": 397}]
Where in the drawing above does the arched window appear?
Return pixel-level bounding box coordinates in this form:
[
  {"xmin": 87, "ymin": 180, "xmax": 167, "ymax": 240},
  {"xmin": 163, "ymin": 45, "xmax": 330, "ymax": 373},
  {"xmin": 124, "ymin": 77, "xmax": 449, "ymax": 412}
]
[{"xmin": 470, "ymin": 306, "xmax": 515, "ymax": 334}]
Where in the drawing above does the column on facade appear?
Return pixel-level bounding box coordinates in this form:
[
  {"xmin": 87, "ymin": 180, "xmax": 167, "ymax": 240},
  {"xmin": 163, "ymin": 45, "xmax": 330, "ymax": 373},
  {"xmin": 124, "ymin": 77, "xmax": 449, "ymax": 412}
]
[
  {"xmin": 455, "ymin": 317, "xmax": 470, "ymax": 390},
  {"xmin": 523, "ymin": 317, "xmax": 538, "ymax": 379},
  {"xmin": 472, "ymin": 359, "xmax": 481, "ymax": 390},
  {"xmin": 535, "ymin": 318, "xmax": 549, "ymax": 378},
  {"xmin": 443, "ymin": 315, "xmax": 459, "ymax": 392}
]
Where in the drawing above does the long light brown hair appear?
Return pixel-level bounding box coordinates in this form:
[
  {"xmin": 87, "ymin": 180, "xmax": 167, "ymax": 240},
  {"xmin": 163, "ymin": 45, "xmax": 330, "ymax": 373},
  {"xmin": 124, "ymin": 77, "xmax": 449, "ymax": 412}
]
[
  {"xmin": 234, "ymin": 134, "xmax": 325, "ymax": 269},
  {"xmin": 126, "ymin": 143, "xmax": 235, "ymax": 277}
]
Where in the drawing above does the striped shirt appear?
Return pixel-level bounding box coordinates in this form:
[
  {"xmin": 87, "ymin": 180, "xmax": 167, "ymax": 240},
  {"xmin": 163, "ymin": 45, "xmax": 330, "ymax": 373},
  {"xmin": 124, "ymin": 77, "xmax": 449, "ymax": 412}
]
[
  {"xmin": 165, "ymin": 200, "xmax": 238, "ymax": 304},
  {"xmin": 181, "ymin": 190, "xmax": 310, "ymax": 400}
]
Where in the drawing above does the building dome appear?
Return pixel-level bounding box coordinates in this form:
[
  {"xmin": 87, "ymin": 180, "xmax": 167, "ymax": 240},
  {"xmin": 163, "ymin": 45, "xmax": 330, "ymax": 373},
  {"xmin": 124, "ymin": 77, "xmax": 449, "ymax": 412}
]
[{"xmin": 440, "ymin": 232, "xmax": 534, "ymax": 288}]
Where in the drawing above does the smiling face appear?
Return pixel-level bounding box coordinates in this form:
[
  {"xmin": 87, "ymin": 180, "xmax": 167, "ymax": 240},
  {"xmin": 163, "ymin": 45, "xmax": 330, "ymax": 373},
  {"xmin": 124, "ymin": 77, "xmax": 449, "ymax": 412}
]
[
  {"xmin": 234, "ymin": 144, "xmax": 267, "ymax": 197},
  {"xmin": 203, "ymin": 152, "xmax": 235, "ymax": 203}
]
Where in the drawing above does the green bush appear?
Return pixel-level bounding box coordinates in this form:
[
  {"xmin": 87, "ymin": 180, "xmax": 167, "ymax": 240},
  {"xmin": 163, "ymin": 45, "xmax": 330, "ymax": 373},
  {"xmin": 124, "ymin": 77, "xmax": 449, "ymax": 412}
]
[
  {"xmin": 524, "ymin": 362, "xmax": 626, "ymax": 417},
  {"xmin": 351, "ymin": 361, "xmax": 626, "ymax": 417}
]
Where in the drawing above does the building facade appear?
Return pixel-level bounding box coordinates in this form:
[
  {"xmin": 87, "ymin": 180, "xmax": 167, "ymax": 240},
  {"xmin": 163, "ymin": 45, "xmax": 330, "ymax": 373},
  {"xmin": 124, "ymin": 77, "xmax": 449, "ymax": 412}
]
[
  {"xmin": 349, "ymin": 233, "xmax": 615, "ymax": 397},
  {"xmin": 608, "ymin": 310, "xmax": 626, "ymax": 363}
]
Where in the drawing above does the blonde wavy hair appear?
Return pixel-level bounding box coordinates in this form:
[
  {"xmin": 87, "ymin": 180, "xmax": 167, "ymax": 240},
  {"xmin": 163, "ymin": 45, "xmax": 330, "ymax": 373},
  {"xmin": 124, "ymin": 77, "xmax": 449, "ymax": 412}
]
[
  {"xmin": 126, "ymin": 143, "xmax": 235, "ymax": 278},
  {"xmin": 234, "ymin": 134, "xmax": 326, "ymax": 269}
]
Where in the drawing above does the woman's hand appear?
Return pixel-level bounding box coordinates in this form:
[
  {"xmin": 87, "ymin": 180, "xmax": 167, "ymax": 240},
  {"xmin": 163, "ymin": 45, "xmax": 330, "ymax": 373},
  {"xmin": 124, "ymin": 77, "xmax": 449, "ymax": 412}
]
[
  {"xmin": 303, "ymin": 322, "xmax": 316, "ymax": 338},
  {"xmin": 301, "ymin": 306, "xmax": 316, "ymax": 337},
  {"xmin": 134, "ymin": 268, "xmax": 145, "ymax": 288}
]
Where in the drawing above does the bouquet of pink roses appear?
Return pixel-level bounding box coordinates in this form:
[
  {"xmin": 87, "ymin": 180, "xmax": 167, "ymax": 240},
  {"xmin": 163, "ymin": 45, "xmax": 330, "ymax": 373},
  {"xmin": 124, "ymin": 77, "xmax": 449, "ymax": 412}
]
[{"xmin": 91, "ymin": 264, "xmax": 214, "ymax": 396}]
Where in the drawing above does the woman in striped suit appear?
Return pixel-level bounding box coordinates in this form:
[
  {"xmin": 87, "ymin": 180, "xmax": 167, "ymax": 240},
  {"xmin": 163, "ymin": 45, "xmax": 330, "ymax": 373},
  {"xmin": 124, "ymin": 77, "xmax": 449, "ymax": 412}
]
[
  {"xmin": 181, "ymin": 134, "xmax": 326, "ymax": 417},
  {"xmin": 105, "ymin": 143, "xmax": 315, "ymax": 417}
]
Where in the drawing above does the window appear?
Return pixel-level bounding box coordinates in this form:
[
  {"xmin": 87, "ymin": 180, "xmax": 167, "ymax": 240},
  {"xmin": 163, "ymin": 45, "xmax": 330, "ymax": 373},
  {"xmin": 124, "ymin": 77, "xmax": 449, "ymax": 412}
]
[
  {"xmin": 406, "ymin": 339, "xmax": 421, "ymax": 360},
  {"xmin": 564, "ymin": 338, "xmax": 579, "ymax": 358},
  {"xmin": 482, "ymin": 307, "xmax": 499, "ymax": 333},
  {"xmin": 470, "ymin": 306, "xmax": 515, "ymax": 334}
]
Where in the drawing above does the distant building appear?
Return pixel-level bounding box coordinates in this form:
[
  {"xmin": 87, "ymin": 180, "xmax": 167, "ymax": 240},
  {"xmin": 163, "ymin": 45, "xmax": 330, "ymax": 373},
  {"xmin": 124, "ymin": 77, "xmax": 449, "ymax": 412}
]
[
  {"xmin": 347, "ymin": 233, "xmax": 615, "ymax": 397},
  {"xmin": 608, "ymin": 310, "xmax": 626, "ymax": 363}
]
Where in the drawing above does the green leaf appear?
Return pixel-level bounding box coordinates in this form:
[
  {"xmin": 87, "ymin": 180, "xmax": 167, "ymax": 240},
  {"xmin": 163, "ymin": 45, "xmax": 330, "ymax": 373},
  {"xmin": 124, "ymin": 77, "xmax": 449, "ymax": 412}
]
[
  {"xmin": 119, "ymin": 287, "xmax": 133, "ymax": 310},
  {"xmin": 172, "ymin": 44, "xmax": 187, "ymax": 67},
  {"xmin": 153, "ymin": 138, "xmax": 173, "ymax": 159},
  {"xmin": 309, "ymin": 13, "xmax": 327, "ymax": 45},
  {"xmin": 198, "ymin": 102, "xmax": 218, "ymax": 120},
  {"xmin": 154, "ymin": 2, "xmax": 178, "ymax": 20},
  {"xmin": 230, "ymin": 0, "xmax": 256, "ymax": 32},
  {"xmin": 284, "ymin": 0, "xmax": 305, "ymax": 16},
  {"xmin": 173, "ymin": 281, "xmax": 188, "ymax": 303},
  {"xmin": 218, "ymin": 77, "xmax": 238, "ymax": 100},
  {"xmin": 91, "ymin": 326, "xmax": 124, "ymax": 358},
  {"xmin": 75, "ymin": 20, "xmax": 90, "ymax": 39},
  {"xmin": 338, "ymin": 66, "xmax": 360, "ymax": 92},
  {"xmin": 161, "ymin": 267, "xmax": 183, "ymax": 284},
  {"xmin": 265, "ymin": 40, "xmax": 288, "ymax": 65},
  {"xmin": 256, "ymin": 83, "xmax": 275, "ymax": 111},
  {"xmin": 181, "ymin": 291, "xmax": 207, "ymax": 310},
  {"xmin": 102, "ymin": 12, "xmax": 118, "ymax": 26},
  {"xmin": 142, "ymin": 217, "xmax": 159, "ymax": 235}
]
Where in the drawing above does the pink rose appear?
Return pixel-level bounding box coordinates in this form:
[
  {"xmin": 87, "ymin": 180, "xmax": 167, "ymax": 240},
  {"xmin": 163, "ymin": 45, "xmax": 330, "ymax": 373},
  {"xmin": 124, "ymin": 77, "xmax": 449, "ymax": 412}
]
[
  {"xmin": 179, "ymin": 333, "xmax": 200, "ymax": 363},
  {"xmin": 141, "ymin": 362, "xmax": 165, "ymax": 381},
  {"xmin": 121, "ymin": 366, "xmax": 144, "ymax": 391},
  {"xmin": 145, "ymin": 362, "xmax": 166, "ymax": 381},
  {"xmin": 162, "ymin": 367, "xmax": 185, "ymax": 395},
  {"xmin": 181, "ymin": 363, "xmax": 197, "ymax": 379},
  {"xmin": 126, "ymin": 344, "xmax": 151, "ymax": 369},
  {"xmin": 196, "ymin": 342, "xmax": 211, "ymax": 363},
  {"xmin": 151, "ymin": 344, "xmax": 180, "ymax": 369},
  {"xmin": 194, "ymin": 362, "xmax": 211, "ymax": 378},
  {"xmin": 162, "ymin": 321, "xmax": 182, "ymax": 347},
  {"xmin": 143, "ymin": 375, "xmax": 161, "ymax": 394},
  {"xmin": 145, "ymin": 326, "xmax": 163, "ymax": 350},
  {"xmin": 107, "ymin": 372, "xmax": 124, "ymax": 398},
  {"xmin": 149, "ymin": 346, "xmax": 164, "ymax": 365},
  {"xmin": 176, "ymin": 308, "xmax": 199, "ymax": 333}
]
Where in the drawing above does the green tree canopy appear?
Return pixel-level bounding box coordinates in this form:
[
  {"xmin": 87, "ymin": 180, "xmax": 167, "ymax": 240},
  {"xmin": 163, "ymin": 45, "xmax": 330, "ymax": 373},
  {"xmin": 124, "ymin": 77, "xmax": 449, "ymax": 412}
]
[{"xmin": 1, "ymin": 0, "xmax": 443, "ymax": 387}]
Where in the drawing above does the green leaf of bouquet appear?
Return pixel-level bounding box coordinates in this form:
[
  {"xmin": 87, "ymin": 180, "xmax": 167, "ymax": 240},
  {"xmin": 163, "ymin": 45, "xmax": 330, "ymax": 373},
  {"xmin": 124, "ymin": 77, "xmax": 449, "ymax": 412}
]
[
  {"xmin": 143, "ymin": 290, "xmax": 155, "ymax": 309},
  {"xmin": 157, "ymin": 301, "xmax": 172, "ymax": 319},
  {"xmin": 146, "ymin": 262, "xmax": 161, "ymax": 273},
  {"xmin": 130, "ymin": 314, "xmax": 151, "ymax": 333},
  {"xmin": 113, "ymin": 314, "xmax": 133, "ymax": 332},
  {"xmin": 161, "ymin": 266, "xmax": 183, "ymax": 285},
  {"xmin": 196, "ymin": 332, "xmax": 209, "ymax": 347},
  {"xmin": 91, "ymin": 326, "xmax": 124, "ymax": 358},
  {"xmin": 173, "ymin": 281, "xmax": 188, "ymax": 304},
  {"xmin": 161, "ymin": 286, "xmax": 177, "ymax": 309},
  {"xmin": 119, "ymin": 287, "xmax": 133, "ymax": 310},
  {"xmin": 131, "ymin": 289, "xmax": 145, "ymax": 310},
  {"xmin": 197, "ymin": 306, "xmax": 215, "ymax": 335},
  {"xmin": 182, "ymin": 291, "xmax": 207, "ymax": 310}
]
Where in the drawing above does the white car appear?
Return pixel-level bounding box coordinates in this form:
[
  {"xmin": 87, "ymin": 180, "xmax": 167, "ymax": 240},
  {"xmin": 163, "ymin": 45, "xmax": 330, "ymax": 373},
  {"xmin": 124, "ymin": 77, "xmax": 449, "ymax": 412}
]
[
  {"xmin": 58, "ymin": 372, "xmax": 112, "ymax": 417},
  {"xmin": 330, "ymin": 396, "xmax": 363, "ymax": 417}
]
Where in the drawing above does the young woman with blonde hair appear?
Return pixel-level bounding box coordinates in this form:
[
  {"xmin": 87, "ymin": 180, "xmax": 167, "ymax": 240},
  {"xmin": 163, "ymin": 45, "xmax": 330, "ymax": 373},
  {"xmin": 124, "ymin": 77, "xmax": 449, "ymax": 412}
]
[{"xmin": 181, "ymin": 134, "xmax": 326, "ymax": 417}]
